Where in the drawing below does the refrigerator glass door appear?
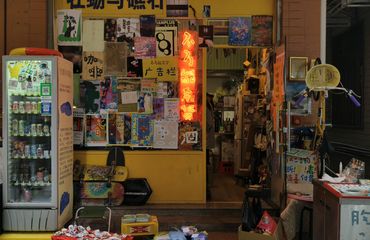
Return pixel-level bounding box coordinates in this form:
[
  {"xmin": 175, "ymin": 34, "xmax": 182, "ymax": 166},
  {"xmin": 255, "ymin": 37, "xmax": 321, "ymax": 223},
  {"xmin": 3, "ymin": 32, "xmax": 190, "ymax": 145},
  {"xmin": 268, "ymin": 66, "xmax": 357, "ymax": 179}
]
[{"xmin": 5, "ymin": 59, "xmax": 53, "ymax": 205}]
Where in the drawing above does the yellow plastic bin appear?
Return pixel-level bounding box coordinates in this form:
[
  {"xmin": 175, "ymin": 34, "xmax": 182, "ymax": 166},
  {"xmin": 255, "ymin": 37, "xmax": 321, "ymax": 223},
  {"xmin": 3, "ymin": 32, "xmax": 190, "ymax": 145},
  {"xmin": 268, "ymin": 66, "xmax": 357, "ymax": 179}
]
[{"xmin": 121, "ymin": 215, "xmax": 159, "ymax": 236}]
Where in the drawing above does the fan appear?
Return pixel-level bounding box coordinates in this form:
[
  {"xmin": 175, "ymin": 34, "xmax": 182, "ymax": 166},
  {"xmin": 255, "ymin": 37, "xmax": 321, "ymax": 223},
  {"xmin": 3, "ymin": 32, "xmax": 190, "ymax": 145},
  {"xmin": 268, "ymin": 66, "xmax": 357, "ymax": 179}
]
[{"xmin": 305, "ymin": 64, "xmax": 341, "ymax": 90}]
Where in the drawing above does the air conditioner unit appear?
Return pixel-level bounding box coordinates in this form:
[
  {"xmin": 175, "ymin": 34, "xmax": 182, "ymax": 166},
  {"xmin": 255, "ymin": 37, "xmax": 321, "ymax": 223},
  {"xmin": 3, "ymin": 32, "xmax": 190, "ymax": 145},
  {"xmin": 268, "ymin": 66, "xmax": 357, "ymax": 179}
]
[{"xmin": 342, "ymin": 0, "xmax": 370, "ymax": 7}]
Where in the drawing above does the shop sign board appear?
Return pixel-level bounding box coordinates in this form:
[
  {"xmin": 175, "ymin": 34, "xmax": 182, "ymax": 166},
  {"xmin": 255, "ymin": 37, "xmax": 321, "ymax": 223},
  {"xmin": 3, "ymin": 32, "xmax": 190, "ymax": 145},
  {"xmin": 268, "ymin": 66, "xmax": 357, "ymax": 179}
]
[
  {"xmin": 341, "ymin": 204, "xmax": 370, "ymax": 240},
  {"xmin": 142, "ymin": 57, "xmax": 178, "ymax": 81}
]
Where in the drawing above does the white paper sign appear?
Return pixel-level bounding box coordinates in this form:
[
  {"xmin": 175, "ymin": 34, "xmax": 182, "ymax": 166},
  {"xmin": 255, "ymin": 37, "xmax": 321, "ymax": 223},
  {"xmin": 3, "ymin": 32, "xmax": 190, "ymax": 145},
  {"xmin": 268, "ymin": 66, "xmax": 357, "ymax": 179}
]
[
  {"xmin": 164, "ymin": 98, "xmax": 179, "ymax": 120},
  {"xmin": 340, "ymin": 204, "xmax": 370, "ymax": 240},
  {"xmin": 83, "ymin": 20, "xmax": 105, "ymax": 52},
  {"xmin": 153, "ymin": 120, "xmax": 178, "ymax": 149},
  {"xmin": 121, "ymin": 91, "xmax": 138, "ymax": 104}
]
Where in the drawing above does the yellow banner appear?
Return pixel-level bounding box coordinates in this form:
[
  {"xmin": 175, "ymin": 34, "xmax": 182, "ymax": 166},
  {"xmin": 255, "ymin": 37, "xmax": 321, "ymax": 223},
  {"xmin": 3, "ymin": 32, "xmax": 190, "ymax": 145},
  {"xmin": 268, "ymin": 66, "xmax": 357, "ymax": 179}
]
[
  {"xmin": 142, "ymin": 56, "xmax": 178, "ymax": 81},
  {"xmin": 55, "ymin": 0, "xmax": 165, "ymax": 18}
]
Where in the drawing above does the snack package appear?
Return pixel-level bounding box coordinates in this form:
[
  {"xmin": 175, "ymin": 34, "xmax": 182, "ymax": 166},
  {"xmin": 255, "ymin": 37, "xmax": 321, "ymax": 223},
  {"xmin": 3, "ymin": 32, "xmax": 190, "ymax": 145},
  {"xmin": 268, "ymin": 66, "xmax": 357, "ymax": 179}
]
[{"xmin": 256, "ymin": 211, "xmax": 277, "ymax": 235}]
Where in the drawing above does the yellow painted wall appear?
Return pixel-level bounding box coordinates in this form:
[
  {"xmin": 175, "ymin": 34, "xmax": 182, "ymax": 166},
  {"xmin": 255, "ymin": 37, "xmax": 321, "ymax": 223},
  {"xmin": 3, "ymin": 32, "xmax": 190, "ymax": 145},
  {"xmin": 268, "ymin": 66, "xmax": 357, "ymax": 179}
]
[
  {"xmin": 56, "ymin": 0, "xmax": 274, "ymax": 203},
  {"xmin": 75, "ymin": 150, "xmax": 206, "ymax": 203}
]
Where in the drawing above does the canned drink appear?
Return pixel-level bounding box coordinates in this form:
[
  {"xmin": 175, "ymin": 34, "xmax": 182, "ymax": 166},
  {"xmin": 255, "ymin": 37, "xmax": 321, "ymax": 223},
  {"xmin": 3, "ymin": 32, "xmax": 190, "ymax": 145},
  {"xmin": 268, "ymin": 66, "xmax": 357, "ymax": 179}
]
[
  {"xmin": 25, "ymin": 145, "xmax": 31, "ymax": 158},
  {"xmin": 25, "ymin": 101, "xmax": 32, "ymax": 113},
  {"xmin": 18, "ymin": 120, "xmax": 25, "ymax": 136},
  {"xmin": 12, "ymin": 119, "xmax": 18, "ymax": 136},
  {"xmin": 19, "ymin": 101, "xmax": 25, "ymax": 113},
  {"xmin": 36, "ymin": 124, "xmax": 43, "ymax": 136},
  {"xmin": 31, "ymin": 124, "xmax": 37, "ymax": 136},
  {"xmin": 19, "ymin": 141, "xmax": 25, "ymax": 158},
  {"xmin": 43, "ymin": 124, "xmax": 50, "ymax": 136},
  {"xmin": 37, "ymin": 144, "xmax": 43, "ymax": 158},
  {"xmin": 31, "ymin": 101, "xmax": 38, "ymax": 114},
  {"xmin": 31, "ymin": 144, "xmax": 37, "ymax": 159},
  {"xmin": 23, "ymin": 189, "xmax": 32, "ymax": 202},
  {"xmin": 24, "ymin": 123, "xmax": 31, "ymax": 136},
  {"xmin": 12, "ymin": 101, "xmax": 19, "ymax": 113}
]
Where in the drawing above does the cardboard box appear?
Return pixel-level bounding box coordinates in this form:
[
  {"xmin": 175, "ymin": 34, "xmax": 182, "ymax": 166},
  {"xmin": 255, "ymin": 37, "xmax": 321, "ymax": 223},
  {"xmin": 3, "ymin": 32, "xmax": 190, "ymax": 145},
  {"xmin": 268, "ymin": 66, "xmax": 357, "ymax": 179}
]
[{"xmin": 121, "ymin": 215, "xmax": 158, "ymax": 236}]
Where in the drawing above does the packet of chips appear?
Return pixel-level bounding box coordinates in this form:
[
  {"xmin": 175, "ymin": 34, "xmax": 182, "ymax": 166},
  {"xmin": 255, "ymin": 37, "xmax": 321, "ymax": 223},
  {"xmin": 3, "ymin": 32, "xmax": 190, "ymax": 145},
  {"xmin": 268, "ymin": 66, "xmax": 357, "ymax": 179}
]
[{"xmin": 256, "ymin": 211, "xmax": 277, "ymax": 235}]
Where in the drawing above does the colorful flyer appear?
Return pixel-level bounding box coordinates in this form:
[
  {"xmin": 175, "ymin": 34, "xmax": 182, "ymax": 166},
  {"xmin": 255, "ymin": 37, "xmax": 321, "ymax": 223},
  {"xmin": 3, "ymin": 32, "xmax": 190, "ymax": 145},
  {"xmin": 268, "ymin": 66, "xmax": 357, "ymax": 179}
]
[
  {"xmin": 140, "ymin": 15, "xmax": 156, "ymax": 37},
  {"xmin": 131, "ymin": 114, "xmax": 153, "ymax": 146},
  {"xmin": 73, "ymin": 108, "xmax": 85, "ymax": 145},
  {"xmin": 127, "ymin": 57, "xmax": 143, "ymax": 77},
  {"xmin": 83, "ymin": 19, "xmax": 105, "ymax": 52},
  {"xmin": 134, "ymin": 37, "xmax": 157, "ymax": 59},
  {"xmin": 142, "ymin": 57, "xmax": 178, "ymax": 81},
  {"xmin": 82, "ymin": 51, "xmax": 104, "ymax": 81},
  {"xmin": 104, "ymin": 42, "xmax": 128, "ymax": 76},
  {"xmin": 80, "ymin": 80, "xmax": 100, "ymax": 114},
  {"xmin": 138, "ymin": 92, "xmax": 153, "ymax": 114},
  {"xmin": 155, "ymin": 19, "xmax": 178, "ymax": 57},
  {"xmin": 141, "ymin": 79, "xmax": 157, "ymax": 93},
  {"xmin": 57, "ymin": 9, "xmax": 82, "ymax": 45},
  {"xmin": 153, "ymin": 120, "xmax": 178, "ymax": 149},
  {"xmin": 156, "ymin": 81, "xmax": 168, "ymax": 98},
  {"xmin": 164, "ymin": 98, "xmax": 179, "ymax": 120},
  {"xmin": 116, "ymin": 18, "xmax": 140, "ymax": 47},
  {"xmin": 85, "ymin": 114, "xmax": 107, "ymax": 146},
  {"xmin": 251, "ymin": 15, "xmax": 273, "ymax": 46},
  {"xmin": 228, "ymin": 17, "xmax": 251, "ymax": 46},
  {"xmin": 153, "ymin": 98, "xmax": 164, "ymax": 119},
  {"xmin": 100, "ymin": 76, "xmax": 118, "ymax": 111},
  {"xmin": 108, "ymin": 113, "xmax": 126, "ymax": 144},
  {"xmin": 104, "ymin": 19, "xmax": 117, "ymax": 42},
  {"xmin": 198, "ymin": 25, "xmax": 213, "ymax": 48}
]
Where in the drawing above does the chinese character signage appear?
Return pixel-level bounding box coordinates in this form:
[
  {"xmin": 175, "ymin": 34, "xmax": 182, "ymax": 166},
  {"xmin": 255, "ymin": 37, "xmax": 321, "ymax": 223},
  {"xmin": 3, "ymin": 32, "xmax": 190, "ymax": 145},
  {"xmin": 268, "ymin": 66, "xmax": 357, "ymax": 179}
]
[
  {"xmin": 56, "ymin": 0, "xmax": 165, "ymax": 18},
  {"xmin": 179, "ymin": 31, "xmax": 198, "ymax": 121},
  {"xmin": 142, "ymin": 56, "xmax": 178, "ymax": 81},
  {"xmin": 82, "ymin": 51, "xmax": 104, "ymax": 80},
  {"xmin": 341, "ymin": 205, "xmax": 370, "ymax": 239}
]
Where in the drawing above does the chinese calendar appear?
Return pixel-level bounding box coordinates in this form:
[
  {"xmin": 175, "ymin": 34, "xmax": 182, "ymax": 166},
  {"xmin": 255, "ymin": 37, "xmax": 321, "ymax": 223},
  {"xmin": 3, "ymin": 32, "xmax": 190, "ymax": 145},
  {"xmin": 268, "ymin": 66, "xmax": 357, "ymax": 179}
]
[
  {"xmin": 179, "ymin": 31, "xmax": 197, "ymax": 121},
  {"xmin": 82, "ymin": 51, "xmax": 104, "ymax": 80}
]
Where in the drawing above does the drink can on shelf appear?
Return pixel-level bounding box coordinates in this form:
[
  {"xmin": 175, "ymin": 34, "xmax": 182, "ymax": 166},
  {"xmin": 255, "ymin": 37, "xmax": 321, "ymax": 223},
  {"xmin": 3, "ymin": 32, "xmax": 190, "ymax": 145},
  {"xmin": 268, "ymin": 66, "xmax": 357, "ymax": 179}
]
[
  {"xmin": 25, "ymin": 101, "xmax": 32, "ymax": 113},
  {"xmin": 37, "ymin": 124, "xmax": 43, "ymax": 136},
  {"xmin": 18, "ymin": 120, "xmax": 25, "ymax": 136},
  {"xmin": 43, "ymin": 124, "xmax": 50, "ymax": 136},
  {"xmin": 31, "ymin": 124, "xmax": 37, "ymax": 136},
  {"xmin": 25, "ymin": 145, "xmax": 31, "ymax": 158},
  {"xmin": 31, "ymin": 144, "xmax": 37, "ymax": 158},
  {"xmin": 23, "ymin": 189, "xmax": 32, "ymax": 202},
  {"xmin": 12, "ymin": 101, "xmax": 19, "ymax": 113},
  {"xmin": 24, "ymin": 123, "xmax": 31, "ymax": 136},
  {"xmin": 43, "ymin": 150, "xmax": 50, "ymax": 159},
  {"xmin": 19, "ymin": 101, "xmax": 25, "ymax": 113},
  {"xmin": 37, "ymin": 144, "xmax": 43, "ymax": 158},
  {"xmin": 31, "ymin": 101, "xmax": 38, "ymax": 114},
  {"xmin": 12, "ymin": 119, "xmax": 18, "ymax": 136}
]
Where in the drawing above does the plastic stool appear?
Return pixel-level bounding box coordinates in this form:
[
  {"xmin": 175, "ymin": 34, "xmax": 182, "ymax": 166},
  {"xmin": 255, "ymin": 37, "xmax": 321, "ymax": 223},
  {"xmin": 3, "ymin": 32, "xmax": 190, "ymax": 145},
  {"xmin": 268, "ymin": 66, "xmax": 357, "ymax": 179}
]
[
  {"xmin": 299, "ymin": 206, "xmax": 313, "ymax": 240},
  {"xmin": 75, "ymin": 206, "xmax": 112, "ymax": 232}
]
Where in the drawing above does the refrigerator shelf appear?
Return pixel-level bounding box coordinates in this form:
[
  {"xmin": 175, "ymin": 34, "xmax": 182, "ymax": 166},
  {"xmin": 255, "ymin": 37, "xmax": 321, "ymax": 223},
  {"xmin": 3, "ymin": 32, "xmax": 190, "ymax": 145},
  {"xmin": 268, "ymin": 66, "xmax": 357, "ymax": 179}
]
[
  {"xmin": 9, "ymin": 157, "xmax": 51, "ymax": 160},
  {"xmin": 12, "ymin": 181, "xmax": 52, "ymax": 187},
  {"xmin": 10, "ymin": 134, "xmax": 50, "ymax": 137},
  {"xmin": 9, "ymin": 112, "xmax": 42, "ymax": 115},
  {"xmin": 10, "ymin": 94, "xmax": 41, "ymax": 98}
]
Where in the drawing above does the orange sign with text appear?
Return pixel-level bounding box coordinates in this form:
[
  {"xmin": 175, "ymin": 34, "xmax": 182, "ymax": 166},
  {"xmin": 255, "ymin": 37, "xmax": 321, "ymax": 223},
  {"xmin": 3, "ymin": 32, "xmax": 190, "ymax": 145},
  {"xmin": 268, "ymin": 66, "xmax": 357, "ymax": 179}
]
[{"xmin": 179, "ymin": 31, "xmax": 198, "ymax": 121}]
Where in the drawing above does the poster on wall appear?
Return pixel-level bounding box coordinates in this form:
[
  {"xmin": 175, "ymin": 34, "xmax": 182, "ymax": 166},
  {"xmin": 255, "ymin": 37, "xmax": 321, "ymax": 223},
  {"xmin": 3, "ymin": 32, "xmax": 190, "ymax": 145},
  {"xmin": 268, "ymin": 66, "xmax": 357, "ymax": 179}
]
[
  {"xmin": 140, "ymin": 15, "xmax": 156, "ymax": 37},
  {"xmin": 57, "ymin": 9, "xmax": 82, "ymax": 45},
  {"xmin": 251, "ymin": 15, "xmax": 273, "ymax": 46},
  {"xmin": 286, "ymin": 83, "xmax": 312, "ymax": 116},
  {"xmin": 83, "ymin": 20, "xmax": 105, "ymax": 52},
  {"xmin": 58, "ymin": 46, "xmax": 82, "ymax": 73},
  {"xmin": 164, "ymin": 98, "xmax": 179, "ymax": 120},
  {"xmin": 142, "ymin": 57, "xmax": 178, "ymax": 81},
  {"xmin": 138, "ymin": 92, "xmax": 153, "ymax": 114},
  {"xmin": 198, "ymin": 25, "xmax": 213, "ymax": 48},
  {"xmin": 134, "ymin": 37, "xmax": 157, "ymax": 59},
  {"xmin": 153, "ymin": 120, "xmax": 178, "ymax": 149},
  {"xmin": 131, "ymin": 114, "xmax": 153, "ymax": 146},
  {"xmin": 156, "ymin": 81, "xmax": 168, "ymax": 98},
  {"xmin": 104, "ymin": 19, "xmax": 117, "ymax": 42},
  {"xmin": 85, "ymin": 114, "xmax": 107, "ymax": 146},
  {"xmin": 228, "ymin": 17, "xmax": 251, "ymax": 46},
  {"xmin": 73, "ymin": 108, "xmax": 85, "ymax": 145},
  {"xmin": 82, "ymin": 51, "xmax": 104, "ymax": 80},
  {"xmin": 127, "ymin": 57, "xmax": 143, "ymax": 77},
  {"xmin": 104, "ymin": 42, "xmax": 128, "ymax": 76},
  {"xmin": 141, "ymin": 79, "xmax": 157, "ymax": 93},
  {"xmin": 108, "ymin": 113, "xmax": 125, "ymax": 144},
  {"xmin": 80, "ymin": 80, "xmax": 100, "ymax": 114},
  {"xmin": 153, "ymin": 98, "xmax": 164, "ymax": 119},
  {"xmin": 116, "ymin": 18, "xmax": 140, "ymax": 48},
  {"xmin": 178, "ymin": 121, "xmax": 201, "ymax": 150},
  {"xmin": 155, "ymin": 19, "xmax": 178, "ymax": 57},
  {"xmin": 166, "ymin": 0, "xmax": 188, "ymax": 17},
  {"xmin": 117, "ymin": 77, "xmax": 141, "ymax": 112},
  {"xmin": 100, "ymin": 76, "xmax": 118, "ymax": 112}
]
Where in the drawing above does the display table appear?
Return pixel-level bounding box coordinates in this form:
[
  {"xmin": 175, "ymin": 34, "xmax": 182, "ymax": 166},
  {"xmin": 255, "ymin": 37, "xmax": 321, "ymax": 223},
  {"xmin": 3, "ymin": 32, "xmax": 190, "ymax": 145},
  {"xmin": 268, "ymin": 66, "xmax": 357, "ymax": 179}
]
[
  {"xmin": 0, "ymin": 233, "xmax": 52, "ymax": 240},
  {"xmin": 313, "ymin": 179, "xmax": 370, "ymax": 240}
]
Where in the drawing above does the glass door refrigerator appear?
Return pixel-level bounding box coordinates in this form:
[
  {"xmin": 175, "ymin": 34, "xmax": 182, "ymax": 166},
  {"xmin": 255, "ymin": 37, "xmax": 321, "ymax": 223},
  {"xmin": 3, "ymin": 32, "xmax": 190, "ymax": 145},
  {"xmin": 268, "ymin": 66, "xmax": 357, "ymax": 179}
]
[{"xmin": 2, "ymin": 56, "xmax": 73, "ymax": 231}]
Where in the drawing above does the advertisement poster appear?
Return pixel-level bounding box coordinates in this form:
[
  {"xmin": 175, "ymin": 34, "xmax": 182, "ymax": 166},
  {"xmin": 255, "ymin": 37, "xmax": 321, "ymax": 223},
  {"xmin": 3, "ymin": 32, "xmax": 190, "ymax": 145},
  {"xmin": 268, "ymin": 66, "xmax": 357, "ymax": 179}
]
[
  {"xmin": 164, "ymin": 98, "xmax": 179, "ymax": 120},
  {"xmin": 104, "ymin": 19, "xmax": 117, "ymax": 42},
  {"xmin": 104, "ymin": 42, "xmax": 128, "ymax": 76},
  {"xmin": 127, "ymin": 57, "xmax": 143, "ymax": 77},
  {"xmin": 153, "ymin": 98, "xmax": 164, "ymax": 119},
  {"xmin": 138, "ymin": 92, "xmax": 153, "ymax": 114},
  {"xmin": 141, "ymin": 79, "xmax": 157, "ymax": 93},
  {"xmin": 156, "ymin": 81, "xmax": 168, "ymax": 98},
  {"xmin": 100, "ymin": 76, "xmax": 118, "ymax": 111},
  {"xmin": 82, "ymin": 51, "xmax": 104, "ymax": 80},
  {"xmin": 116, "ymin": 18, "xmax": 140, "ymax": 47},
  {"xmin": 251, "ymin": 15, "xmax": 273, "ymax": 46},
  {"xmin": 108, "ymin": 113, "xmax": 125, "ymax": 144},
  {"xmin": 178, "ymin": 121, "xmax": 201, "ymax": 150},
  {"xmin": 142, "ymin": 57, "xmax": 178, "ymax": 81},
  {"xmin": 80, "ymin": 80, "xmax": 100, "ymax": 114},
  {"xmin": 155, "ymin": 19, "xmax": 178, "ymax": 57},
  {"xmin": 85, "ymin": 114, "xmax": 107, "ymax": 146},
  {"xmin": 153, "ymin": 120, "xmax": 178, "ymax": 149},
  {"xmin": 286, "ymin": 82, "xmax": 312, "ymax": 116},
  {"xmin": 73, "ymin": 108, "xmax": 85, "ymax": 145},
  {"xmin": 228, "ymin": 17, "xmax": 251, "ymax": 46},
  {"xmin": 198, "ymin": 25, "xmax": 213, "ymax": 48},
  {"xmin": 131, "ymin": 114, "xmax": 153, "ymax": 146},
  {"xmin": 57, "ymin": 9, "xmax": 82, "ymax": 45},
  {"xmin": 134, "ymin": 37, "xmax": 157, "ymax": 59},
  {"xmin": 140, "ymin": 15, "xmax": 156, "ymax": 37},
  {"xmin": 286, "ymin": 148, "xmax": 316, "ymax": 183},
  {"xmin": 117, "ymin": 77, "xmax": 140, "ymax": 112},
  {"xmin": 83, "ymin": 20, "xmax": 105, "ymax": 52}
]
